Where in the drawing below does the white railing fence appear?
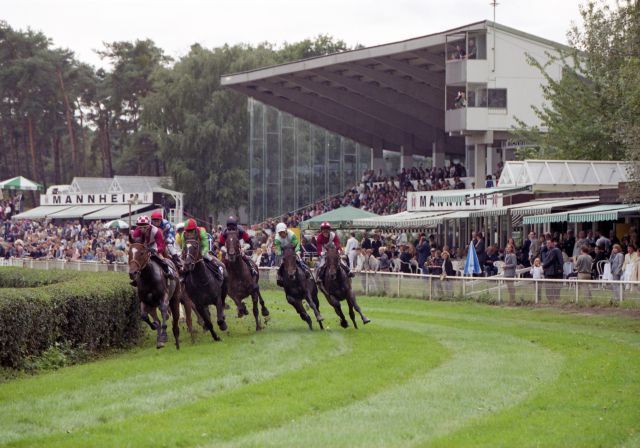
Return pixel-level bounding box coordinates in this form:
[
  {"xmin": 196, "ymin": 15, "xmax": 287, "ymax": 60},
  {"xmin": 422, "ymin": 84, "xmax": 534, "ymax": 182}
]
[{"xmin": 2, "ymin": 259, "xmax": 639, "ymax": 305}]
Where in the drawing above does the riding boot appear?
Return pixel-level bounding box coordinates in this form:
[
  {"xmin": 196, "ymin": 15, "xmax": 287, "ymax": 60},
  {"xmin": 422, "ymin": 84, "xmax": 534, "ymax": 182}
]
[
  {"xmin": 244, "ymin": 255, "xmax": 258, "ymax": 278},
  {"xmin": 343, "ymin": 262, "xmax": 355, "ymax": 278}
]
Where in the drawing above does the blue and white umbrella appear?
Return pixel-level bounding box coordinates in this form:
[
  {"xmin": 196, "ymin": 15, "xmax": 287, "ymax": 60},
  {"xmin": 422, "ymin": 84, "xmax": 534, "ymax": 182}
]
[{"xmin": 463, "ymin": 240, "xmax": 481, "ymax": 276}]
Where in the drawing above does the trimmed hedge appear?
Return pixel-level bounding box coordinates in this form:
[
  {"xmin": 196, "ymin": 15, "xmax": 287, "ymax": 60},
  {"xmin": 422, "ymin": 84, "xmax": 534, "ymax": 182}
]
[{"xmin": 0, "ymin": 268, "xmax": 141, "ymax": 368}]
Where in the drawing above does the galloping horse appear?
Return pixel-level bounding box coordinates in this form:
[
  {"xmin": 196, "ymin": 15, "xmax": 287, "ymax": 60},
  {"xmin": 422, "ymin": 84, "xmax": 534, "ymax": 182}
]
[
  {"xmin": 128, "ymin": 241, "xmax": 182, "ymax": 349},
  {"xmin": 280, "ymin": 244, "xmax": 323, "ymax": 330},
  {"xmin": 320, "ymin": 242, "xmax": 370, "ymax": 329},
  {"xmin": 224, "ymin": 230, "xmax": 269, "ymax": 331},
  {"xmin": 182, "ymin": 238, "xmax": 227, "ymax": 341}
]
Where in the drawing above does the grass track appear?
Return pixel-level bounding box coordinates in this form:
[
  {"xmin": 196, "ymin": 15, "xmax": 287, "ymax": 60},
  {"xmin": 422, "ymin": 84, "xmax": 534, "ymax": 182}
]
[{"xmin": 0, "ymin": 293, "xmax": 639, "ymax": 447}]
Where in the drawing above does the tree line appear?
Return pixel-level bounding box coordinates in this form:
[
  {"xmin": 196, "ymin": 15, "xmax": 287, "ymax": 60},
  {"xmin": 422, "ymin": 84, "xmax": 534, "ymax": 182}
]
[
  {"xmin": 515, "ymin": 0, "xmax": 639, "ymax": 201},
  {"xmin": 1, "ymin": 1, "xmax": 638, "ymax": 222},
  {"xmin": 0, "ymin": 22, "xmax": 353, "ymax": 219}
]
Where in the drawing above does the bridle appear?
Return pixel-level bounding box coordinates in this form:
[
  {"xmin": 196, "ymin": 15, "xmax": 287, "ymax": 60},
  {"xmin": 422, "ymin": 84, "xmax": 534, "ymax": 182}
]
[
  {"xmin": 129, "ymin": 242, "xmax": 150, "ymax": 276},
  {"xmin": 226, "ymin": 230, "xmax": 239, "ymax": 262},
  {"xmin": 183, "ymin": 238, "xmax": 203, "ymax": 272}
]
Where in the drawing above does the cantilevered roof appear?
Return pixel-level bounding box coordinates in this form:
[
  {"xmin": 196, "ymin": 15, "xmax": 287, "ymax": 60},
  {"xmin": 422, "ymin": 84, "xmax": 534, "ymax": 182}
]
[{"xmin": 222, "ymin": 20, "xmax": 563, "ymax": 151}]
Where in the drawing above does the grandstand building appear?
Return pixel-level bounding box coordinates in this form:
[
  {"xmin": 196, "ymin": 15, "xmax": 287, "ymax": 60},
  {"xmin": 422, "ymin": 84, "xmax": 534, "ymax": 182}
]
[{"xmin": 221, "ymin": 21, "xmax": 567, "ymax": 223}]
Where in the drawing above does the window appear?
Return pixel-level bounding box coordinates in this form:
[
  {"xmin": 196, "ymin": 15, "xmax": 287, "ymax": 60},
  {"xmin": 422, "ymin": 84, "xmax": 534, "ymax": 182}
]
[{"xmin": 488, "ymin": 89, "xmax": 507, "ymax": 108}]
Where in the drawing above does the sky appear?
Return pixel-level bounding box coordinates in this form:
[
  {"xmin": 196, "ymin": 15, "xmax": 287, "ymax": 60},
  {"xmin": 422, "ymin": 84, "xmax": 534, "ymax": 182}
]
[{"xmin": 2, "ymin": 0, "xmax": 604, "ymax": 69}]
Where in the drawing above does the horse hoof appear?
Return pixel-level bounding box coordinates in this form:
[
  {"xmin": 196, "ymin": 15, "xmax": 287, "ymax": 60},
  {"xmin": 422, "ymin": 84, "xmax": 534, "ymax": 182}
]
[
  {"xmin": 218, "ymin": 320, "xmax": 228, "ymax": 331},
  {"xmin": 213, "ymin": 336, "xmax": 221, "ymax": 342},
  {"xmin": 340, "ymin": 320, "xmax": 349, "ymax": 328},
  {"xmin": 363, "ymin": 318, "xmax": 371, "ymax": 324},
  {"xmin": 151, "ymin": 322, "xmax": 159, "ymax": 331},
  {"xmin": 318, "ymin": 321, "xmax": 325, "ymax": 330},
  {"xmin": 156, "ymin": 342, "xmax": 165, "ymax": 349},
  {"xmin": 262, "ymin": 309, "xmax": 270, "ymax": 317}
]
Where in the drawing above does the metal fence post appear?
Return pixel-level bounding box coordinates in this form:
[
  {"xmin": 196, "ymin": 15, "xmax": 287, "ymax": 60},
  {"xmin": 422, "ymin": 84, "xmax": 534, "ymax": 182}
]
[
  {"xmin": 620, "ymin": 282, "xmax": 624, "ymax": 302},
  {"xmin": 429, "ymin": 275, "xmax": 433, "ymax": 301},
  {"xmin": 397, "ymin": 272, "xmax": 401, "ymax": 297},
  {"xmin": 535, "ymin": 280, "xmax": 539, "ymax": 304},
  {"xmin": 575, "ymin": 280, "xmax": 579, "ymax": 304},
  {"xmin": 365, "ymin": 271, "xmax": 369, "ymax": 295},
  {"xmin": 498, "ymin": 279, "xmax": 502, "ymax": 304},
  {"xmin": 462, "ymin": 276, "xmax": 466, "ymax": 298}
]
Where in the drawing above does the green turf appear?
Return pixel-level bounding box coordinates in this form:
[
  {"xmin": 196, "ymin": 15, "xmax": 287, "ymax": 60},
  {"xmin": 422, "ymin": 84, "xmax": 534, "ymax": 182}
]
[{"xmin": 0, "ymin": 292, "xmax": 639, "ymax": 447}]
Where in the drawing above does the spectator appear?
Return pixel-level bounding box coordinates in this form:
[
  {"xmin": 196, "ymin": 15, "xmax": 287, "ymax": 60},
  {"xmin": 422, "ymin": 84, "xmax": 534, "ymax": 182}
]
[
  {"xmin": 542, "ymin": 239, "xmax": 564, "ymax": 303},
  {"xmin": 503, "ymin": 244, "xmax": 517, "ymax": 302},
  {"xmin": 576, "ymin": 245, "xmax": 593, "ymax": 299}
]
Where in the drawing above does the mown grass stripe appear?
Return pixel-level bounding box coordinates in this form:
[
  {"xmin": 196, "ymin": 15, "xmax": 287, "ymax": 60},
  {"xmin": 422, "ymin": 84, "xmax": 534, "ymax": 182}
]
[{"xmin": 220, "ymin": 318, "xmax": 561, "ymax": 447}]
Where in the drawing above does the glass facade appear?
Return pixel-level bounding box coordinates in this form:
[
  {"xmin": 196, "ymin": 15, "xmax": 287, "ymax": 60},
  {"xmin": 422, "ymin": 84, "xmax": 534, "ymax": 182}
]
[{"xmin": 249, "ymin": 98, "xmax": 372, "ymax": 223}]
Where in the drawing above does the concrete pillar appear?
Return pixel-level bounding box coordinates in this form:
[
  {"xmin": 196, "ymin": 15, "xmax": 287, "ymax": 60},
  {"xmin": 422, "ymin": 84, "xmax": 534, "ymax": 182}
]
[
  {"xmin": 432, "ymin": 141, "xmax": 445, "ymax": 169},
  {"xmin": 474, "ymin": 143, "xmax": 487, "ymax": 189},
  {"xmin": 487, "ymin": 145, "xmax": 496, "ymax": 179},
  {"xmin": 372, "ymin": 144, "xmax": 384, "ymax": 174}
]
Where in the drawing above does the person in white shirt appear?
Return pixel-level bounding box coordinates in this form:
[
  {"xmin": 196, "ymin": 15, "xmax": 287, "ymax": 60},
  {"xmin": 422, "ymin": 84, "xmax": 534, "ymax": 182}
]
[{"xmin": 345, "ymin": 232, "xmax": 359, "ymax": 269}]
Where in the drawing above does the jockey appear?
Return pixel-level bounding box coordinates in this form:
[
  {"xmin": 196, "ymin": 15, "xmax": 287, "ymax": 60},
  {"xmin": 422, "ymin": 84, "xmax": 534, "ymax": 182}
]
[
  {"xmin": 130, "ymin": 215, "xmax": 171, "ymax": 285},
  {"xmin": 151, "ymin": 210, "xmax": 181, "ymax": 270},
  {"xmin": 175, "ymin": 222, "xmax": 185, "ymax": 251},
  {"xmin": 315, "ymin": 221, "xmax": 354, "ymax": 283},
  {"xmin": 274, "ymin": 222, "xmax": 311, "ymax": 286},
  {"xmin": 181, "ymin": 218, "xmax": 225, "ymax": 281},
  {"xmin": 218, "ymin": 216, "xmax": 258, "ymax": 277}
]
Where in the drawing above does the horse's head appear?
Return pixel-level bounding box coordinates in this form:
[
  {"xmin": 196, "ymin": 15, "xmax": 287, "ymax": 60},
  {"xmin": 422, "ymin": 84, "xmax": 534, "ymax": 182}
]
[
  {"xmin": 183, "ymin": 239, "xmax": 201, "ymax": 272},
  {"xmin": 282, "ymin": 244, "xmax": 298, "ymax": 280},
  {"xmin": 128, "ymin": 242, "xmax": 150, "ymax": 279},
  {"xmin": 324, "ymin": 242, "xmax": 339, "ymax": 281},
  {"xmin": 225, "ymin": 230, "xmax": 239, "ymax": 262}
]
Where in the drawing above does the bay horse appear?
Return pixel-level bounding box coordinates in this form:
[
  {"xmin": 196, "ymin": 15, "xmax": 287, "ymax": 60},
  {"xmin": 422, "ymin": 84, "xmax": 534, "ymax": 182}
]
[
  {"xmin": 319, "ymin": 242, "xmax": 370, "ymax": 329},
  {"xmin": 224, "ymin": 230, "xmax": 269, "ymax": 331},
  {"xmin": 182, "ymin": 238, "xmax": 228, "ymax": 341},
  {"xmin": 280, "ymin": 244, "xmax": 324, "ymax": 330},
  {"xmin": 128, "ymin": 242, "xmax": 182, "ymax": 349}
]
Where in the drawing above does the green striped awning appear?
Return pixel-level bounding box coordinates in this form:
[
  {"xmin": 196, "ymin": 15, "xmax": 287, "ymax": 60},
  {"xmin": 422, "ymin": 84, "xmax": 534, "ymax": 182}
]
[
  {"xmin": 568, "ymin": 204, "xmax": 639, "ymax": 223},
  {"xmin": 523, "ymin": 212, "xmax": 569, "ymax": 225}
]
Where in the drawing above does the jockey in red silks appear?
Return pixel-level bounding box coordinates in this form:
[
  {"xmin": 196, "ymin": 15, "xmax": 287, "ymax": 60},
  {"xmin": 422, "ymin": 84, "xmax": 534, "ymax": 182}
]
[
  {"xmin": 218, "ymin": 216, "xmax": 258, "ymax": 277},
  {"xmin": 315, "ymin": 221, "xmax": 354, "ymax": 284},
  {"xmin": 129, "ymin": 215, "xmax": 171, "ymax": 286}
]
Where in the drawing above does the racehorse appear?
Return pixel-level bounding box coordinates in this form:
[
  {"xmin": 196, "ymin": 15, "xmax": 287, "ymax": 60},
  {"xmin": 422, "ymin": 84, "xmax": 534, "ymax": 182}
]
[
  {"xmin": 182, "ymin": 238, "xmax": 228, "ymax": 342},
  {"xmin": 128, "ymin": 241, "xmax": 182, "ymax": 349},
  {"xmin": 280, "ymin": 244, "xmax": 323, "ymax": 330},
  {"xmin": 319, "ymin": 242, "xmax": 370, "ymax": 329},
  {"xmin": 224, "ymin": 230, "xmax": 269, "ymax": 331}
]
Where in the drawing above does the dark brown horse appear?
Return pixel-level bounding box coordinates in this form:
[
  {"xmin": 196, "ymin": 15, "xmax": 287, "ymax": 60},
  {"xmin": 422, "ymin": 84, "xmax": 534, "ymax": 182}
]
[
  {"xmin": 128, "ymin": 242, "xmax": 182, "ymax": 349},
  {"xmin": 280, "ymin": 244, "xmax": 323, "ymax": 330},
  {"xmin": 182, "ymin": 238, "xmax": 227, "ymax": 341},
  {"xmin": 224, "ymin": 230, "xmax": 269, "ymax": 331},
  {"xmin": 320, "ymin": 242, "xmax": 370, "ymax": 329}
]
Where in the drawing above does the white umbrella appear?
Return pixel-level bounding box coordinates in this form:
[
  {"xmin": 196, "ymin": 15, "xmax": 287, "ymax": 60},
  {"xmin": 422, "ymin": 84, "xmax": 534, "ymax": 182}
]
[{"xmin": 106, "ymin": 219, "xmax": 129, "ymax": 229}]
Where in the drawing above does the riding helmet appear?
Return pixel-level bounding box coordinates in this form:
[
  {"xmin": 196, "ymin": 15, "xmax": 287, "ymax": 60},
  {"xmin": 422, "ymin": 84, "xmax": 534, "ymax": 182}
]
[
  {"xmin": 276, "ymin": 222, "xmax": 287, "ymax": 233},
  {"xmin": 185, "ymin": 218, "xmax": 198, "ymax": 231},
  {"xmin": 136, "ymin": 215, "xmax": 150, "ymax": 226},
  {"xmin": 151, "ymin": 210, "xmax": 163, "ymax": 220},
  {"xmin": 320, "ymin": 221, "xmax": 332, "ymax": 230},
  {"xmin": 226, "ymin": 216, "xmax": 238, "ymax": 227}
]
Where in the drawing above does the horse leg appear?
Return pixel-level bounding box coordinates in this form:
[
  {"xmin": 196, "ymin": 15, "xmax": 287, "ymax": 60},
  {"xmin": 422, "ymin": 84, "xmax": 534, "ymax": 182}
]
[
  {"xmin": 288, "ymin": 295, "xmax": 312, "ymax": 330},
  {"xmin": 328, "ymin": 294, "xmax": 349, "ymax": 328},
  {"xmin": 251, "ymin": 292, "xmax": 263, "ymax": 331},
  {"xmin": 170, "ymin": 291, "xmax": 181, "ymax": 350},
  {"xmin": 140, "ymin": 302, "xmax": 155, "ymax": 330},
  {"xmin": 255, "ymin": 287, "xmax": 269, "ymax": 318},
  {"xmin": 215, "ymin": 300, "xmax": 228, "ymax": 332},
  {"xmin": 197, "ymin": 303, "xmax": 220, "ymax": 342},
  {"xmin": 305, "ymin": 287, "xmax": 324, "ymax": 330},
  {"xmin": 181, "ymin": 294, "xmax": 196, "ymax": 342},
  {"xmin": 157, "ymin": 296, "xmax": 169, "ymax": 349},
  {"xmin": 347, "ymin": 300, "xmax": 358, "ymax": 330},
  {"xmin": 350, "ymin": 291, "xmax": 371, "ymax": 325}
]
